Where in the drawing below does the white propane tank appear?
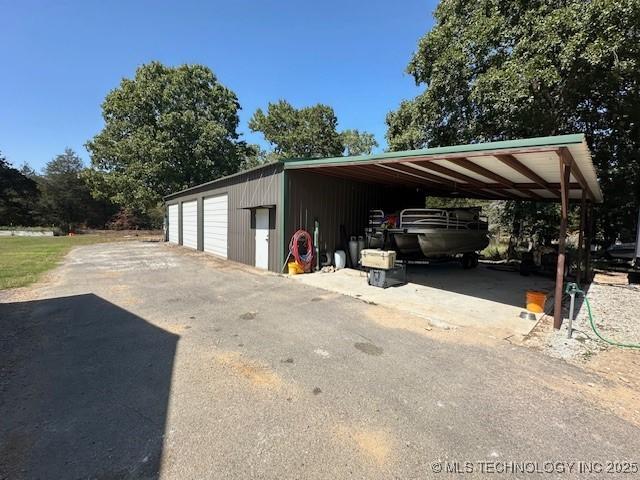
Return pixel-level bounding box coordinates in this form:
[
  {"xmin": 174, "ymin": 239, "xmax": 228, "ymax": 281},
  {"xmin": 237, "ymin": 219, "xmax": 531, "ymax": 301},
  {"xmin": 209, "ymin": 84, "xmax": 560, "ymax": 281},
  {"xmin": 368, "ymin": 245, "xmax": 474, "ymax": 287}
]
[
  {"xmin": 334, "ymin": 250, "xmax": 346, "ymax": 269},
  {"xmin": 348, "ymin": 236, "xmax": 358, "ymax": 266},
  {"xmin": 357, "ymin": 236, "xmax": 365, "ymax": 265}
]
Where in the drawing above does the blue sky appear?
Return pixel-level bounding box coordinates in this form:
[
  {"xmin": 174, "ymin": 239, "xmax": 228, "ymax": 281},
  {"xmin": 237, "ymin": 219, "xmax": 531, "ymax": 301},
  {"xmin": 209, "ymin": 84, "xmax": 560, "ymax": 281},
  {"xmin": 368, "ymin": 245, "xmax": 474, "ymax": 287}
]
[{"xmin": 0, "ymin": 0, "xmax": 435, "ymax": 171}]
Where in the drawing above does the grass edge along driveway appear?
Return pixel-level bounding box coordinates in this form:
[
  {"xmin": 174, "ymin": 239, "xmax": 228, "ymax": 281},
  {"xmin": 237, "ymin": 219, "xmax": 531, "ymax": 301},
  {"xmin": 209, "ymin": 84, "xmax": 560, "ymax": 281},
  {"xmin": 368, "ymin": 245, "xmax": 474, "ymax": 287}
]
[{"xmin": 0, "ymin": 235, "xmax": 116, "ymax": 290}]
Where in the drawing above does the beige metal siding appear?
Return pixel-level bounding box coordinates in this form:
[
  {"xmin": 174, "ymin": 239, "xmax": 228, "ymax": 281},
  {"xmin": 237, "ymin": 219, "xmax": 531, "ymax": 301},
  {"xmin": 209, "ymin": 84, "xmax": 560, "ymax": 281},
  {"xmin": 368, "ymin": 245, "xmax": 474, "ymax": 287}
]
[
  {"xmin": 203, "ymin": 194, "xmax": 228, "ymax": 258},
  {"xmin": 181, "ymin": 200, "xmax": 198, "ymax": 249},
  {"xmin": 168, "ymin": 204, "xmax": 178, "ymax": 243},
  {"xmin": 165, "ymin": 163, "xmax": 283, "ymax": 272}
]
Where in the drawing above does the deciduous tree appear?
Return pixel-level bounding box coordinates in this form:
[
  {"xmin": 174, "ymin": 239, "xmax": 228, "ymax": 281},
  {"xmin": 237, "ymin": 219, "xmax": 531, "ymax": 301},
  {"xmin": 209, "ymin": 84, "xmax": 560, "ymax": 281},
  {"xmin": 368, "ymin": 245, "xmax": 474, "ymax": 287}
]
[
  {"xmin": 41, "ymin": 148, "xmax": 115, "ymax": 230},
  {"xmin": 341, "ymin": 129, "xmax": 378, "ymax": 156},
  {"xmin": 0, "ymin": 152, "xmax": 40, "ymax": 226},
  {"xmin": 86, "ymin": 62, "xmax": 251, "ymax": 213},
  {"xmin": 386, "ymin": 0, "xmax": 640, "ymax": 243},
  {"xmin": 249, "ymin": 100, "xmax": 344, "ymax": 159}
]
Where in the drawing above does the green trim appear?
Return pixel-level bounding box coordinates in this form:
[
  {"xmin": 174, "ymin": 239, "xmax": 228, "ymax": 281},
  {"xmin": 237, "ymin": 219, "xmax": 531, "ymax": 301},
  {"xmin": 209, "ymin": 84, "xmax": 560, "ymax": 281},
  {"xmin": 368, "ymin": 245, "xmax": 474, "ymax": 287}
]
[
  {"xmin": 283, "ymin": 134, "xmax": 586, "ymax": 169},
  {"xmin": 278, "ymin": 169, "xmax": 288, "ymax": 270}
]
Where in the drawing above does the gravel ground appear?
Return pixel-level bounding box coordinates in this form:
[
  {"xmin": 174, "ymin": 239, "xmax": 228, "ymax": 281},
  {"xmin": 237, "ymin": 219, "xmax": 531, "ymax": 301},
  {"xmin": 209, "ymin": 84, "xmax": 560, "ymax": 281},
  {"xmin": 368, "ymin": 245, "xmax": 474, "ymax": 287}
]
[{"xmin": 527, "ymin": 272, "xmax": 640, "ymax": 363}]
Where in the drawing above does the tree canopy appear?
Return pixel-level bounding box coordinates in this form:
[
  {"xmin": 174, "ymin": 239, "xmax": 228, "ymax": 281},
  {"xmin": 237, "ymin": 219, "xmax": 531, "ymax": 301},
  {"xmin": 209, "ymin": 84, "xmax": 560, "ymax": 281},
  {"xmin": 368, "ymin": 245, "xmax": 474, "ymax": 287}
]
[
  {"xmin": 40, "ymin": 149, "xmax": 116, "ymax": 230},
  {"xmin": 249, "ymin": 100, "xmax": 344, "ymax": 159},
  {"xmin": 86, "ymin": 61, "xmax": 251, "ymax": 213},
  {"xmin": 249, "ymin": 100, "xmax": 378, "ymax": 159},
  {"xmin": 1, "ymin": 148, "xmax": 118, "ymax": 230},
  {"xmin": 0, "ymin": 152, "xmax": 40, "ymax": 226},
  {"xmin": 341, "ymin": 129, "xmax": 378, "ymax": 156},
  {"xmin": 386, "ymin": 0, "xmax": 640, "ymax": 242}
]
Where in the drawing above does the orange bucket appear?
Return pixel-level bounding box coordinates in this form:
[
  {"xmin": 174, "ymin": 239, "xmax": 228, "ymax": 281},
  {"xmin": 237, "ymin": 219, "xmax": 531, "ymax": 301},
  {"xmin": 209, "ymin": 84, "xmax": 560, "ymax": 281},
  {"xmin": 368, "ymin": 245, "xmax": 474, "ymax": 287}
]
[
  {"xmin": 288, "ymin": 262, "xmax": 304, "ymax": 275},
  {"xmin": 526, "ymin": 290, "xmax": 547, "ymax": 313}
]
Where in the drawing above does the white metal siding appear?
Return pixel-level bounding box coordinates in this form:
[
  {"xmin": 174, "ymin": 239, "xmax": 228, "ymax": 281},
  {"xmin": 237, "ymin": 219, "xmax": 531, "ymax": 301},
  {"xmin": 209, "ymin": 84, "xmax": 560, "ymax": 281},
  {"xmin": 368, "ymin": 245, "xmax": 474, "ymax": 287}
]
[
  {"xmin": 168, "ymin": 204, "xmax": 178, "ymax": 244},
  {"xmin": 203, "ymin": 194, "xmax": 228, "ymax": 258},
  {"xmin": 181, "ymin": 200, "xmax": 198, "ymax": 249}
]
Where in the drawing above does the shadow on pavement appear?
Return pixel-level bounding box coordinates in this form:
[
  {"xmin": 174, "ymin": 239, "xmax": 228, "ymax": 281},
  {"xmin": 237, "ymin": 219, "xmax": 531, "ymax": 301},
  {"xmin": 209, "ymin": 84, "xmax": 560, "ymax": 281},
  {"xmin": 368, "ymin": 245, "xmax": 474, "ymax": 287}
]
[
  {"xmin": 0, "ymin": 294, "xmax": 179, "ymax": 480},
  {"xmin": 406, "ymin": 262, "xmax": 555, "ymax": 308}
]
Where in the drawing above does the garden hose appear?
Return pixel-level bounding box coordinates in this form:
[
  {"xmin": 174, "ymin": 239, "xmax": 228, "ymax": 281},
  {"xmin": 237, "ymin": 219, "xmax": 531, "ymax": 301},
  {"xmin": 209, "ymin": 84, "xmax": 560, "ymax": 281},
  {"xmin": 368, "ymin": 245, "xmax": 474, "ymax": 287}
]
[
  {"xmin": 289, "ymin": 229, "xmax": 314, "ymax": 269},
  {"xmin": 565, "ymin": 282, "xmax": 640, "ymax": 349}
]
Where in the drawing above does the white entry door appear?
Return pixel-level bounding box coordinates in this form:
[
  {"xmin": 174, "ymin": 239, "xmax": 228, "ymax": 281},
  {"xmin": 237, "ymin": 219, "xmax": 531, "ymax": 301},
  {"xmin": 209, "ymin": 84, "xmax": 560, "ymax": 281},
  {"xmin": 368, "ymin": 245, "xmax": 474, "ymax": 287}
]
[
  {"xmin": 181, "ymin": 200, "xmax": 198, "ymax": 249},
  {"xmin": 203, "ymin": 194, "xmax": 228, "ymax": 258},
  {"xmin": 168, "ymin": 204, "xmax": 178, "ymax": 243},
  {"xmin": 255, "ymin": 208, "xmax": 269, "ymax": 269}
]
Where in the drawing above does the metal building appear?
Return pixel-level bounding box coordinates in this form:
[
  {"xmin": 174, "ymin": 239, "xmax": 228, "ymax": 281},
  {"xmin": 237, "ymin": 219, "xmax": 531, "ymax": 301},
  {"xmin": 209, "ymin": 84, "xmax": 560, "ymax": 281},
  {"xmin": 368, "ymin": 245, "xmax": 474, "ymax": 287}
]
[
  {"xmin": 164, "ymin": 133, "xmax": 603, "ymax": 329},
  {"xmin": 164, "ymin": 163, "xmax": 421, "ymax": 273},
  {"xmin": 165, "ymin": 162, "xmax": 284, "ymax": 272}
]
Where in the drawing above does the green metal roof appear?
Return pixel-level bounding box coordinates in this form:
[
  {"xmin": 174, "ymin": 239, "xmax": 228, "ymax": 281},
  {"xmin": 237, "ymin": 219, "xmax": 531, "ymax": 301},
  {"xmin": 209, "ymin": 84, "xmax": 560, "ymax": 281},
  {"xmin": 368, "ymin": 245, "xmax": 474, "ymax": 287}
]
[{"xmin": 283, "ymin": 134, "xmax": 586, "ymax": 168}]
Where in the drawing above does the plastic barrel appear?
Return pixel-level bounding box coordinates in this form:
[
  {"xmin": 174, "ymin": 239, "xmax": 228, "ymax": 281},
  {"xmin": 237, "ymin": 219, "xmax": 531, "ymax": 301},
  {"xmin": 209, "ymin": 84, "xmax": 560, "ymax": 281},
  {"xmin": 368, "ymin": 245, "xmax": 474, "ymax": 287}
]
[{"xmin": 348, "ymin": 236, "xmax": 358, "ymax": 266}]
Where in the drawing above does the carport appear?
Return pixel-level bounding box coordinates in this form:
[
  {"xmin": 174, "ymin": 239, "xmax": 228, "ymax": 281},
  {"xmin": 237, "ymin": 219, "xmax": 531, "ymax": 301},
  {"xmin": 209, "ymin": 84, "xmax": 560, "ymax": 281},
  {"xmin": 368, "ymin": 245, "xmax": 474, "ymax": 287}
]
[{"xmin": 283, "ymin": 134, "xmax": 603, "ymax": 329}]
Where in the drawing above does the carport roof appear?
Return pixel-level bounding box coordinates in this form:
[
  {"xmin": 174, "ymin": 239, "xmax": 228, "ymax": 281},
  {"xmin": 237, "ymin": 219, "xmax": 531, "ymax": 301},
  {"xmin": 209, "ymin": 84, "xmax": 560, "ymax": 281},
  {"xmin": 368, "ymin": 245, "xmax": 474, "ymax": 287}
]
[{"xmin": 284, "ymin": 134, "xmax": 603, "ymax": 203}]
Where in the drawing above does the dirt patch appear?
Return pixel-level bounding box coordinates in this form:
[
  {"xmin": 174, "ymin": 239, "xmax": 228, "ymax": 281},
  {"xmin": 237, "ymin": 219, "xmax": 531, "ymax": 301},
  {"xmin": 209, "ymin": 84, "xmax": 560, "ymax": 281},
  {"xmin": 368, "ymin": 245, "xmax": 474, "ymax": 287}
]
[
  {"xmin": 586, "ymin": 349, "xmax": 640, "ymax": 388},
  {"xmin": 0, "ymin": 265, "xmax": 65, "ymax": 303},
  {"xmin": 162, "ymin": 324, "xmax": 190, "ymax": 334},
  {"xmin": 362, "ymin": 303, "xmax": 510, "ymax": 348},
  {"xmin": 362, "ymin": 304, "xmax": 435, "ymax": 337},
  {"xmin": 213, "ymin": 351, "xmax": 283, "ymax": 389},
  {"xmin": 99, "ymin": 271, "xmax": 120, "ymax": 278},
  {"xmin": 535, "ymin": 371, "xmax": 640, "ymax": 428},
  {"xmin": 593, "ymin": 271, "xmax": 629, "ymax": 285},
  {"xmin": 106, "ymin": 284, "xmax": 143, "ymax": 307},
  {"xmin": 334, "ymin": 424, "xmax": 394, "ymax": 467},
  {"xmin": 0, "ymin": 286, "xmax": 39, "ymax": 303}
]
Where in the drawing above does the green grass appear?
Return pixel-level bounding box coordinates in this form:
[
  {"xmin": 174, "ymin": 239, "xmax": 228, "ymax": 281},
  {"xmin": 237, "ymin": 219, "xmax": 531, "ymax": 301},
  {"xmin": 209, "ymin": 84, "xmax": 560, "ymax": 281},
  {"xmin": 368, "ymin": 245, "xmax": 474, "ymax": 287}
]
[
  {"xmin": 0, "ymin": 235, "xmax": 115, "ymax": 290},
  {"xmin": 480, "ymin": 240, "xmax": 509, "ymax": 260}
]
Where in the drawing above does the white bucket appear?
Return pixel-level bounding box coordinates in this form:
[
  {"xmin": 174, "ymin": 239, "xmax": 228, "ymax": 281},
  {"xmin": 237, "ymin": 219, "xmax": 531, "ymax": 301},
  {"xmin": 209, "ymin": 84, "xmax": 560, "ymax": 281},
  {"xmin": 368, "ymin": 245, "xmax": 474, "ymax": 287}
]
[{"xmin": 334, "ymin": 250, "xmax": 346, "ymax": 269}]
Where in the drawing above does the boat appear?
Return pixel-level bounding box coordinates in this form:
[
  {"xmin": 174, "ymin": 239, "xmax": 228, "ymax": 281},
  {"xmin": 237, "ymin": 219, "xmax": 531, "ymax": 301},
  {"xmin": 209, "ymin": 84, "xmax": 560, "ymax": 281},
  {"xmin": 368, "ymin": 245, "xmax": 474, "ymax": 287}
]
[
  {"xmin": 606, "ymin": 241, "xmax": 637, "ymax": 261},
  {"xmin": 366, "ymin": 207, "xmax": 489, "ymax": 258},
  {"xmin": 402, "ymin": 208, "xmax": 489, "ymax": 257}
]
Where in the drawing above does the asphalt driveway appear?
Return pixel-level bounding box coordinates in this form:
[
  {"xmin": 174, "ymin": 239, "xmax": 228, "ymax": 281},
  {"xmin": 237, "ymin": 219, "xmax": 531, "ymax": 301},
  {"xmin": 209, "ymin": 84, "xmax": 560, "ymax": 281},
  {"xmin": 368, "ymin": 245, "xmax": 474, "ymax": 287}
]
[{"xmin": 1, "ymin": 241, "xmax": 639, "ymax": 479}]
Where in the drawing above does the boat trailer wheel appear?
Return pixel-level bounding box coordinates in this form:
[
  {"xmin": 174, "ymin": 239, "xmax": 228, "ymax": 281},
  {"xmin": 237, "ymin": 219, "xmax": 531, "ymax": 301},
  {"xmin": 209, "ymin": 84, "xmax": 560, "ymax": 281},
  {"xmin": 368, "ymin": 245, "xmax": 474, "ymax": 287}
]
[{"xmin": 462, "ymin": 252, "xmax": 479, "ymax": 269}]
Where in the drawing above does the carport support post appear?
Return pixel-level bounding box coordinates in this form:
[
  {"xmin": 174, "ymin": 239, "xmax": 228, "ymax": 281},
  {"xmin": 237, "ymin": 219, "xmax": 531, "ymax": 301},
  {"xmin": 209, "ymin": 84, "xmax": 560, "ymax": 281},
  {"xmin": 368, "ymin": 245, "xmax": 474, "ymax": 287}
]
[
  {"xmin": 553, "ymin": 154, "xmax": 572, "ymax": 329},
  {"xmin": 585, "ymin": 202, "xmax": 593, "ymax": 282},
  {"xmin": 576, "ymin": 190, "xmax": 586, "ymax": 285}
]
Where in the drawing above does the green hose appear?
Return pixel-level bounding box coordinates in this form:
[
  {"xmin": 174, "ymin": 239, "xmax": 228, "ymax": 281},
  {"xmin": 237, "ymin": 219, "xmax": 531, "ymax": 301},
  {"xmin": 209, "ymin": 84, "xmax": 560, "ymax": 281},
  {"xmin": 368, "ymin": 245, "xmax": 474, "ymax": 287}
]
[{"xmin": 565, "ymin": 282, "xmax": 640, "ymax": 349}]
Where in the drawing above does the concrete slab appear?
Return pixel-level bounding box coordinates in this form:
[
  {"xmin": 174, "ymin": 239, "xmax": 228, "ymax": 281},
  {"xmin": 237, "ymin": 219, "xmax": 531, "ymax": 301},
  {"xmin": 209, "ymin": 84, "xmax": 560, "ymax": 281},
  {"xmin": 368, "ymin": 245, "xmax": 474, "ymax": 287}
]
[{"xmin": 291, "ymin": 263, "xmax": 555, "ymax": 336}]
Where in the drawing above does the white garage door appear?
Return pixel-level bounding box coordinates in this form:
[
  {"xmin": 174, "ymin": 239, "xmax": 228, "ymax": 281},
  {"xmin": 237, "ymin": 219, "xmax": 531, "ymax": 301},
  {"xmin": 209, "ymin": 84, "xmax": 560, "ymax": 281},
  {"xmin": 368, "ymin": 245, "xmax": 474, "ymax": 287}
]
[
  {"xmin": 168, "ymin": 204, "xmax": 178, "ymax": 244},
  {"xmin": 203, "ymin": 194, "xmax": 228, "ymax": 258},
  {"xmin": 181, "ymin": 200, "xmax": 198, "ymax": 249}
]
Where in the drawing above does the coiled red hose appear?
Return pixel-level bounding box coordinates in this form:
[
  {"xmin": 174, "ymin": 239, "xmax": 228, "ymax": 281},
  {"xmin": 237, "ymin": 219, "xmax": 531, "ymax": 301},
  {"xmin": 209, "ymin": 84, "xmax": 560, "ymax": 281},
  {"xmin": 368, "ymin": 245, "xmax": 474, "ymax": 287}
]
[{"xmin": 289, "ymin": 229, "xmax": 314, "ymax": 268}]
